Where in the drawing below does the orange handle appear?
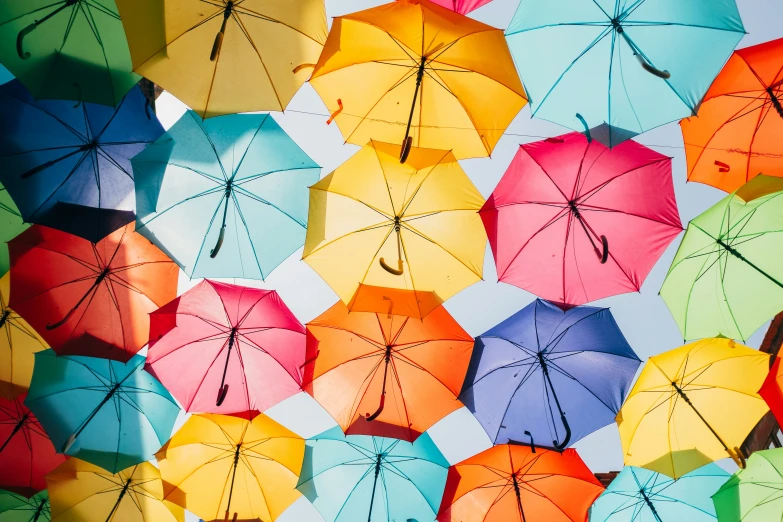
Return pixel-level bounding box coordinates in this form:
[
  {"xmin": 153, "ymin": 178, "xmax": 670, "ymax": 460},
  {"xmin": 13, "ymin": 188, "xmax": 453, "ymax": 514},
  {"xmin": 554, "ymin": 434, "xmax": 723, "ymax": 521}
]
[{"xmin": 327, "ymin": 99, "xmax": 343, "ymax": 125}]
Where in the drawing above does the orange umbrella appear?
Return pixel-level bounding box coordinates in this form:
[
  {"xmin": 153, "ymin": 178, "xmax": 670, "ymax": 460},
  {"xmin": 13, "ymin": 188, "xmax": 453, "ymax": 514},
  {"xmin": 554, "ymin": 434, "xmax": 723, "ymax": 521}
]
[
  {"xmin": 681, "ymin": 37, "xmax": 783, "ymax": 192},
  {"xmin": 437, "ymin": 444, "xmax": 603, "ymax": 522},
  {"xmin": 303, "ymin": 299, "xmax": 473, "ymax": 441}
]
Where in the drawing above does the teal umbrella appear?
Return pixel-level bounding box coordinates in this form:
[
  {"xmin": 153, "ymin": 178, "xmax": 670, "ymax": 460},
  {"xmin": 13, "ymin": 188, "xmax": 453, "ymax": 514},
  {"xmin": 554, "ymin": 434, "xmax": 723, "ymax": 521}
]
[
  {"xmin": 24, "ymin": 350, "xmax": 180, "ymax": 473},
  {"xmin": 0, "ymin": 183, "xmax": 27, "ymax": 276},
  {"xmin": 297, "ymin": 426, "xmax": 449, "ymax": 522},
  {"xmin": 133, "ymin": 111, "xmax": 320, "ymax": 280},
  {"xmin": 0, "ymin": 489, "xmax": 49, "ymax": 522}
]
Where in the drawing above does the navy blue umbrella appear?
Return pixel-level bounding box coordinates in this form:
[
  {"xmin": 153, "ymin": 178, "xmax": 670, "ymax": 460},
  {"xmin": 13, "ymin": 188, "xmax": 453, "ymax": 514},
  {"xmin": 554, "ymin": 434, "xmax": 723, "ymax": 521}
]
[
  {"xmin": 0, "ymin": 80, "xmax": 163, "ymax": 242},
  {"xmin": 460, "ymin": 299, "xmax": 641, "ymax": 450}
]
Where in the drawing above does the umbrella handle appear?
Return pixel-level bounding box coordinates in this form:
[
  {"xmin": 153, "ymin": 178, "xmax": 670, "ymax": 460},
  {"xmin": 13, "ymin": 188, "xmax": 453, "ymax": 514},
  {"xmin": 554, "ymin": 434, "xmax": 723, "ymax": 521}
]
[
  {"xmin": 224, "ymin": 511, "xmax": 237, "ymax": 522},
  {"xmin": 365, "ymin": 392, "xmax": 386, "ymax": 422},
  {"xmin": 636, "ymin": 54, "xmax": 671, "ymax": 79},
  {"xmin": 327, "ymin": 99, "xmax": 343, "ymax": 124},
  {"xmin": 379, "ymin": 258, "xmax": 403, "ymax": 275},
  {"xmin": 553, "ymin": 413, "xmax": 572, "ymax": 451},
  {"xmin": 728, "ymin": 447, "xmax": 747, "ymax": 469},
  {"xmin": 210, "ymin": 225, "xmax": 226, "ymax": 258},
  {"xmin": 216, "ymin": 384, "xmax": 229, "ymax": 406},
  {"xmin": 597, "ymin": 234, "xmax": 609, "ymax": 264},
  {"xmin": 714, "ymin": 160, "xmax": 730, "ymax": 173},
  {"xmin": 575, "ymin": 113, "xmax": 592, "ymax": 143},
  {"xmin": 399, "ymin": 135, "xmax": 413, "ymax": 163},
  {"xmin": 382, "ymin": 296, "xmax": 393, "ymax": 318},
  {"xmin": 210, "ymin": 31, "xmax": 225, "ymax": 62},
  {"xmin": 524, "ymin": 430, "xmax": 536, "ymax": 453},
  {"xmin": 16, "ymin": 24, "xmax": 35, "ymax": 60}
]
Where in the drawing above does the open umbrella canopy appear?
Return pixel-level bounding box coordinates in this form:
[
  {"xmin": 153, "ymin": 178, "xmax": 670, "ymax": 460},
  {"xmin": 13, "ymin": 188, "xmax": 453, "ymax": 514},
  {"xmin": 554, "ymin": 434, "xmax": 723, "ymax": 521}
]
[
  {"xmin": 310, "ymin": 0, "xmax": 526, "ymax": 160},
  {"xmin": 428, "ymin": 0, "xmax": 493, "ymax": 14},
  {"xmin": 617, "ymin": 338, "xmax": 770, "ymax": 479},
  {"xmin": 0, "ymin": 274, "xmax": 48, "ymax": 400},
  {"xmin": 115, "ymin": 0, "xmax": 327, "ymax": 118},
  {"xmin": 589, "ymin": 464, "xmax": 729, "ymax": 522},
  {"xmin": 0, "ymin": 0, "xmax": 139, "ymax": 106},
  {"xmin": 460, "ymin": 299, "xmax": 641, "ymax": 450},
  {"xmin": 0, "ymin": 183, "xmax": 27, "ymax": 277},
  {"xmin": 712, "ymin": 448, "xmax": 783, "ymax": 522},
  {"xmin": 303, "ymin": 300, "xmax": 473, "ymax": 442},
  {"xmin": 46, "ymin": 459, "xmax": 183, "ymax": 522},
  {"xmin": 0, "ymin": 80, "xmax": 163, "ymax": 242},
  {"xmin": 303, "ymin": 141, "xmax": 486, "ymax": 310},
  {"xmin": 480, "ymin": 132, "xmax": 681, "ymax": 307},
  {"xmin": 146, "ymin": 279, "xmax": 306, "ymax": 416},
  {"xmin": 760, "ymin": 357, "xmax": 783, "ymax": 426},
  {"xmin": 661, "ymin": 175, "xmax": 783, "ymax": 341},
  {"xmin": 506, "ymin": 0, "xmax": 745, "ymax": 147},
  {"xmin": 438, "ymin": 444, "xmax": 603, "ymax": 522},
  {"xmin": 681, "ymin": 37, "xmax": 783, "ymax": 193},
  {"xmin": 9, "ymin": 224, "xmax": 178, "ymax": 362},
  {"xmin": 156, "ymin": 413, "xmax": 304, "ymax": 522},
  {"xmin": 0, "ymin": 395, "xmax": 65, "ymax": 498},
  {"xmin": 25, "ymin": 350, "xmax": 180, "ymax": 473},
  {"xmin": 297, "ymin": 426, "xmax": 449, "ymax": 522},
  {"xmin": 0, "ymin": 489, "xmax": 49, "ymax": 522},
  {"xmin": 134, "ymin": 111, "xmax": 320, "ymax": 280}
]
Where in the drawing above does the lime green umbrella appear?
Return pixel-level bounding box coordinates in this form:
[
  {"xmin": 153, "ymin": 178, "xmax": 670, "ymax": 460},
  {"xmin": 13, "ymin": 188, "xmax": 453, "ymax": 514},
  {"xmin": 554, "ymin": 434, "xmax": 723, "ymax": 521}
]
[
  {"xmin": 661, "ymin": 175, "xmax": 783, "ymax": 341},
  {"xmin": 0, "ymin": 183, "xmax": 27, "ymax": 277},
  {"xmin": 0, "ymin": 489, "xmax": 49, "ymax": 522},
  {"xmin": 712, "ymin": 448, "xmax": 783, "ymax": 522},
  {"xmin": 0, "ymin": 0, "xmax": 139, "ymax": 106}
]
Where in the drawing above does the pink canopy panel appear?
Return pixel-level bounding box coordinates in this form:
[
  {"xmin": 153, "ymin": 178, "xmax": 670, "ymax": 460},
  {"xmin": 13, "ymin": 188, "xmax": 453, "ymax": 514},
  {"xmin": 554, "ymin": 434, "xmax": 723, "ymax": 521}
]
[{"xmin": 427, "ymin": 0, "xmax": 493, "ymax": 15}]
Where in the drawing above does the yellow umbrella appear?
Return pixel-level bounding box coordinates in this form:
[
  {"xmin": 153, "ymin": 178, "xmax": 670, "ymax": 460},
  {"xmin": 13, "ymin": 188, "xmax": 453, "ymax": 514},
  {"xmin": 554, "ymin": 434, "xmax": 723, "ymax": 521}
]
[
  {"xmin": 46, "ymin": 458, "xmax": 184, "ymax": 522},
  {"xmin": 115, "ymin": 0, "xmax": 327, "ymax": 118},
  {"xmin": 617, "ymin": 338, "xmax": 769, "ymax": 479},
  {"xmin": 310, "ymin": 0, "xmax": 527, "ymax": 160},
  {"xmin": 0, "ymin": 273, "xmax": 47, "ymax": 399},
  {"xmin": 303, "ymin": 140, "xmax": 486, "ymax": 310},
  {"xmin": 156, "ymin": 413, "xmax": 304, "ymax": 522}
]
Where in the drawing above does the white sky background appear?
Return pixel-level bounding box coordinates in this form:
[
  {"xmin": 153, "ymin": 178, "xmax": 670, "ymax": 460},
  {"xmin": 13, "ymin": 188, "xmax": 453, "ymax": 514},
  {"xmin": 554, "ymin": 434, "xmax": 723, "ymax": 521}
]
[{"xmin": 26, "ymin": 0, "xmax": 780, "ymax": 520}]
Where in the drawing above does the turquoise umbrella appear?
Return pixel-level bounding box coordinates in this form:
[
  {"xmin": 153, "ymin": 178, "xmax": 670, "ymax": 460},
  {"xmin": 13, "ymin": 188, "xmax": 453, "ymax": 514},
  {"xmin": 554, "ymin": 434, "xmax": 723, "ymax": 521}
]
[
  {"xmin": 505, "ymin": 0, "xmax": 745, "ymax": 147},
  {"xmin": 589, "ymin": 464, "xmax": 729, "ymax": 522},
  {"xmin": 297, "ymin": 426, "xmax": 449, "ymax": 522},
  {"xmin": 24, "ymin": 350, "xmax": 179, "ymax": 473},
  {"xmin": 0, "ymin": 489, "xmax": 49, "ymax": 522},
  {"xmin": 133, "ymin": 111, "xmax": 320, "ymax": 280}
]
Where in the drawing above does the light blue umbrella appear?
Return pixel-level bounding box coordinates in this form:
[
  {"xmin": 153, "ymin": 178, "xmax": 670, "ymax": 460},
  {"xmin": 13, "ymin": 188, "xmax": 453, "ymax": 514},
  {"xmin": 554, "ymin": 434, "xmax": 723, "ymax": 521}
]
[
  {"xmin": 133, "ymin": 111, "xmax": 320, "ymax": 279},
  {"xmin": 589, "ymin": 464, "xmax": 729, "ymax": 522},
  {"xmin": 24, "ymin": 350, "xmax": 180, "ymax": 473},
  {"xmin": 297, "ymin": 426, "xmax": 449, "ymax": 522},
  {"xmin": 505, "ymin": 0, "xmax": 745, "ymax": 147}
]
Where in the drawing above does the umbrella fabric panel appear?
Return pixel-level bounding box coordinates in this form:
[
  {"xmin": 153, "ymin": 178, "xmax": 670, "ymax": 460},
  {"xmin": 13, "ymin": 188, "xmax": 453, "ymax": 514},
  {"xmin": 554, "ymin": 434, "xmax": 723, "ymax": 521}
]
[
  {"xmin": 428, "ymin": 0, "xmax": 493, "ymax": 13},
  {"xmin": 0, "ymin": 184, "xmax": 27, "ymax": 277},
  {"xmin": 0, "ymin": 489, "xmax": 49, "ymax": 522},
  {"xmin": 713, "ymin": 449, "xmax": 783, "ymax": 522}
]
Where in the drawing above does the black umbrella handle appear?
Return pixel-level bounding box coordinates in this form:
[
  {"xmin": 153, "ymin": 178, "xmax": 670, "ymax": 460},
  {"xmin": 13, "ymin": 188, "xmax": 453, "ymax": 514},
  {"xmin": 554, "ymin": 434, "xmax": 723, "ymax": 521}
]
[
  {"xmin": 210, "ymin": 189, "xmax": 231, "ymax": 258},
  {"xmin": 553, "ymin": 413, "xmax": 572, "ymax": 451},
  {"xmin": 211, "ymin": 3, "xmax": 232, "ymax": 62},
  {"xmin": 366, "ymin": 347, "xmax": 392, "ymax": 421},
  {"xmin": 16, "ymin": 0, "xmax": 77, "ymax": 60},
  {"xmin": 216, "ymin": 329, "xmax": 237, "ymax": 406},
  {"xmin": 538, "ymin": 352, "xmax": 572, "ymax": 451},
  {"xmin": 399, "ymin": 59, "xmax": 426, "ymax": 163}
]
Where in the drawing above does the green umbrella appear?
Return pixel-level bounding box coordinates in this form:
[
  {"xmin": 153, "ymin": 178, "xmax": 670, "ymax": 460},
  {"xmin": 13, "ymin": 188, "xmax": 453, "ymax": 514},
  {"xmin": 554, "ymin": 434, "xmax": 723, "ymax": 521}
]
[
  {"xmin": 0, "ymin": 0, "xmax": 139, "ymax": 106},
  {"xmin": 661, "ymin": 175, "xmax": 783, "ymax": 341},
  {"xmin": 0, "ymin": 489, "xmax": 49, "ymax": 522},
  {"xmin": 713, "ymin": 448, "xmax": 783, "ymax": 522},
  {"xmin": 0, "ymin": 183, "xmax": 27, "ymax": 277}
]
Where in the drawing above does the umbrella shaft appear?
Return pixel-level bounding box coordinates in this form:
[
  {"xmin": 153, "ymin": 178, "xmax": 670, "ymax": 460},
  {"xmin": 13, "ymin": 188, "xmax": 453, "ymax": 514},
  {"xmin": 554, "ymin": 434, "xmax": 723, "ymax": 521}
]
[
  {"xmin": 225, "ymin": 444, "xmax": 242, "ymax": 517},
  {"xmin": 105, "ymin": 479, "xmax": 132, "ymax": 522},
  {"xmin": 0, "ymin": 413, "xmax": 28, "ymax": 453},
  {"xmin": 0, "ymin": 309, "xmax": 10, "ymax": 329},
  {"xmin": 768, "ymin": 88, "xmax": 783, "ymax": 119},
  {"xmin": 47, "ymin": 268, "xmax": 110, "ymax": 330},
  {"xmin": 672, "ymin": 383, "xmax": 730, "ymax": 451},
  {"xmin": 218, "ymin": 328, "xmax": 238, "ymax": 391},
  {"xmin": 511, "ymin": 475, "xmax": 527, "ymax": 522},
  {"xmin": 367, "ymin": 457, "xmax": 382, "ymax": 522},
  {"xmin": 717, "ymin": 239, "xmax": 783, "ymax": 290},
  {"xmin": 402, "ymin": 60, "xmax": 426, "ymax": 143},
  {"xmin": 34, "ymin": 0, "xmax": 77, "ymax": 28},
  {"xmin": 639, "ymin": 490, "xmax": 662, "ymax": 522},
  {"xmin": 537, "ymin": 354, "xmax": 565, "ymax": 416},
  {"xmin": 31, "ymin": 498, "xmax": 47, "ymax": 522},
  {"xmin": 71, "ymin": 364, "xmax": 139, "ymax": 444}
]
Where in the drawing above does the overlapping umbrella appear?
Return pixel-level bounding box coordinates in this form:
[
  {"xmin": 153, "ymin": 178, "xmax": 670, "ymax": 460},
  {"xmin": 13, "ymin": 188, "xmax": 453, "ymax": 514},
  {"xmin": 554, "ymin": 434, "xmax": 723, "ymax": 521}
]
[
  {"xmin": 712, "ymin": 448, "xmax": 783, "ymax": 522},
  {"xmin": 0, "ymin": 489, "xmax": 49, "ymax": 522},
  {"xmin": 429, "ymin": 0, "xmax": 493, "ymax": 14},
  {"xmin": 0, "ymin": 183, "xmax": 26, "ymax": 277},
  {"xmin": 760, "ymin": 356, "xmax": 783, "ymax": 425}
]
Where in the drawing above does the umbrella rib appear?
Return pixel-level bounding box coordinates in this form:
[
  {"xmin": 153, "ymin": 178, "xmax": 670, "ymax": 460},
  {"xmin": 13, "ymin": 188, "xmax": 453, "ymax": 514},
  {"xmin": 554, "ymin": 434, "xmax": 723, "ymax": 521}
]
[
  {"xmin": 399, "ymin": 222, "xmax": 482, "ymax": 278},
  {"xmin": 231, "ymin": 13, "xmax": 284, "ymax": 110},
  {"xmin": 232, "ymin": 184, "xmax": 307, "ymax": 228},
  {"xmin": 25, "ymin": 149, "xmax": 93, "ymax": 219},
  {"xmin": 227, "ymin": 190, "xmax": 264, "ymax": 277},
  {"xmin": 398, "ymin": 149, "xmax": 459, "ymax": 216},
  {"xmin": 233, "ymin": 5, "xmax": 325, "ymax": 47}
]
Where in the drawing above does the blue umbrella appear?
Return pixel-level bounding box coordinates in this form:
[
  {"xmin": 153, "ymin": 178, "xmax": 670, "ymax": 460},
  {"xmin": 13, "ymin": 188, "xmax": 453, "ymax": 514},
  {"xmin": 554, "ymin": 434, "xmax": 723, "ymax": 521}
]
[
  {"xmin": 24, "ymin": 350, "xmax": 179, "ymax": 473},
  {"xmin": 0, "ymin": 80, "xmax": 163, "ymax": 242},
  {"xmin": 590, "ymin": 464, "xmax": 729, "ymax": 522},
  {"xmin": 505, "ymin": 1, "xmax": 745, "ymax": 147},
  {"xmin": 460, "ymin": 299, "xmax": 641, "ymax": 450},
  {"xmin": 133, "ymin": 111, "xmax": 320, "ymax": 280},
  {"xmin": 296, "ymin": 426, "xmax": 449, "ymax": 522}
]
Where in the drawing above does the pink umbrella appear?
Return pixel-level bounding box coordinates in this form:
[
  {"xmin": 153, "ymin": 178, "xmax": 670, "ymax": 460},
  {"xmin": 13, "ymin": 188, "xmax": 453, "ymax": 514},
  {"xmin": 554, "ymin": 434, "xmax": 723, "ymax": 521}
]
[
  {"xmin": 480, "ymin": 132, "xmax": 682, "ymax": 307},
  {"xmin": 145, "ymin": 280, "xmax": 306, "ymax": 416},
  {"xmin": 428, "ymin": 0, "xmax": 493, "ymax": 15}
]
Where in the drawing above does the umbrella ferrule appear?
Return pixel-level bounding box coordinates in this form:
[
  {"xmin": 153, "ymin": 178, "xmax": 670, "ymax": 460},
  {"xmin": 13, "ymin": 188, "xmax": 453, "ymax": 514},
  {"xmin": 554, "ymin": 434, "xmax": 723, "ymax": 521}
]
[
  {"xmin": 223, "ymin": 1, "xmax": 234, "ymax": 19},
  {"xmin": 767, "ymin": 87, "xmax": 783, "ymax": 119}
]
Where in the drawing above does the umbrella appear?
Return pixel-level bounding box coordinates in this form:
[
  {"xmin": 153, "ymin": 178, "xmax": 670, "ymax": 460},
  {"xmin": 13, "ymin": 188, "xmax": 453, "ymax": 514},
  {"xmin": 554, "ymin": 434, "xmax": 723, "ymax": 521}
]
[
  {"xmin": 0, "ymin": 274, "xmax": 47, "ymax": 399},
  {"xmin": 0, "ymin": 80, "xmax": 164, "ymax": 242},
  {"xmin": 681, "ymin": 37, "xmax": 783, "ymax": 193},
  {"xmin": 346, "ymin": 284, "xmax": 445, "ymax": 320},
  {"xmin": 133, "ymin": 111, "xmax": 320, "ymax": 280},
  {"xmin": 460, "ymin": 299, "xmax": 641, "ymax": 450},
  {"xmin": 303, "ymin": 299, "xmax": 473, "ymax": 442},
  {"xmin": 115, "ymin": 0, "xmax": 326, "ymax": 118},
  {"xmin": 480, "ymin": 132, "xmax": 681, "ymax": 307},
  {"xmin": 303, "ymin": 141, "xmax": 486, "ymax": 309},
  {"xmin": 505, "ymin": 0, "xmax": 745, "ymax": 148},
  {"xmin": 0, "ymin": 182, "xmax": 27, "ymax": 276},
  {"xmin": 156, "ymin": 413, "xmax": 304, "ymax": 522},
  {"xmin": 760, "ymin": 357, "xmax": 783, "ymax": 426},
  {"xmin": 9, "ymin": 224, "xmax": 178, "ymax": 362},
  {"xmin": 309, "ymin": 0, "xmax": 526, "ymax": 160},
  {"xmin": 660, "ymin": 175, "xmax": 783, "ymax": 341},
  {"xmin": 438, "ymin": 444, "xmax": 603, "ymax": 522},
  {"xmin": 712, "ymin": 448, "xmax": 783, "ymax": 522},
  {"xmin": 428, "ymin": 0, "xmax": 493, "ymax": 14},
  {"xmin": 25, "ymin": 350, "xmax": 180, "ymax": 473},
  {"xmin": 46, "ymin": 459, "xmax": 183, "ymax": 522},
  {"xmin": 0, "ymin": 395, "xmax": 65, "ymax": 498},
  {"xmin": 146, "ymin": 279, "xmax": 306, "ymax": 416},
  {"xmin": 297, "ymin": 426, "xmax": 449, "ymax": 522},
  {"xmin": 0, "ymin": 489, "xmax": 49, "ymax": 522},
  {"xmin": 617, "ymin": 338, "xmax": 769, "ymax": 479},
  {"xmin": 589, "ymin": 464, "xmax": 729, "ymax": 522}
]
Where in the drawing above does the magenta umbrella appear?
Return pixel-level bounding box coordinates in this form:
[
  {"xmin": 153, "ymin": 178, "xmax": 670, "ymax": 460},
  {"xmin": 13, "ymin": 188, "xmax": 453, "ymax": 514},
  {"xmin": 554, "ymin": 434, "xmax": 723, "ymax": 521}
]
[
  {"xmin": 480, "ymin": 132, "xmax": 682, "ymax": 307},
  {"xmin": 429, "ymin": 0, "xmax": 492, "ymax": 14},
  {"xmin": 145, "ymin": 280, "xmax": 306, "ymax": 416}
]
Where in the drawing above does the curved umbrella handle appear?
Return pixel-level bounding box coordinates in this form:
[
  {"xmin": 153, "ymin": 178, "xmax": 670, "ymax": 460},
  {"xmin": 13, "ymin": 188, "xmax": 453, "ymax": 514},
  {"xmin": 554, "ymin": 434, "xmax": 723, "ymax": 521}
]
[
  {"xmin": 553, "ymin": 413, "xmax": 572, "ymax": 451},
  {"xmin": 399, "ymin": 135, "xmax": 413, "ymax": 164},
  {"xmin": 380, "ymin": 258, "xmax": 403, "ymax": 275},
  {"xmin": 224, "ymin": 511, "xmax": 238, "ymax": 522},
  {"xmin": 575, "ymin": 113, "xmax": 592, "ymax": 143},
  {"xmin": 714, "ymin": 160, "xmax": 730, "ymax": 173},
  {"xmin": 327, "ymin": 99, "xmax": 343, "ymax": 125},
  {"xmin": 210, "ymin": 30, "xmax": 225, "ymax": 62},
  {"xmin": 365, "ymin": 393, "xmax": 386, "ymax": 422},
  {"xmin": 16, "ymin": 23, "xmax": 35, "ymax": 60},
  {"xmin": 216, "ymin": 384, "xmax": 229, "ymax": 406},
  {"xmin": 636, "ymin": 54, "xmax": 671, "ymax": 79},
  {"xmin": 728, "ymin": 447, "xmax": 747, "ymax": 469},
  {"xmin": 210, "ymin": 225, "xmax": 226, "ymax": 258},
  {"xmin": 598, "ymin": 235, "xmax": 609, "ymax": 264},
  {"xmin": 524, "ymin": 430, "xmax": 536, "ymax": 453}
]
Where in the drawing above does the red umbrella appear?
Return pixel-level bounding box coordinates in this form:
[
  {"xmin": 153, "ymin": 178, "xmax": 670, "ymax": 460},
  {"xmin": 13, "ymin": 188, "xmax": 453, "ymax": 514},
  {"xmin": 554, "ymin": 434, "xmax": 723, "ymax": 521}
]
[
  {"xmin": 9, "ymin": 225, "xmax": 178, "ymax": 362},
  {"xmin": 760, "ymin": 356, "xmax": 783, "ymax": 424},
  {"xmin": 0, "ymin": 394, "xmax": 66, "ymax": 497},
  {"xmin": 480, "ymin": 132, "xmax": 682, "ymax": 307},
  {"xmin": 145, "ymin": 280, "xmax": 306, "ymax": 416}
]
